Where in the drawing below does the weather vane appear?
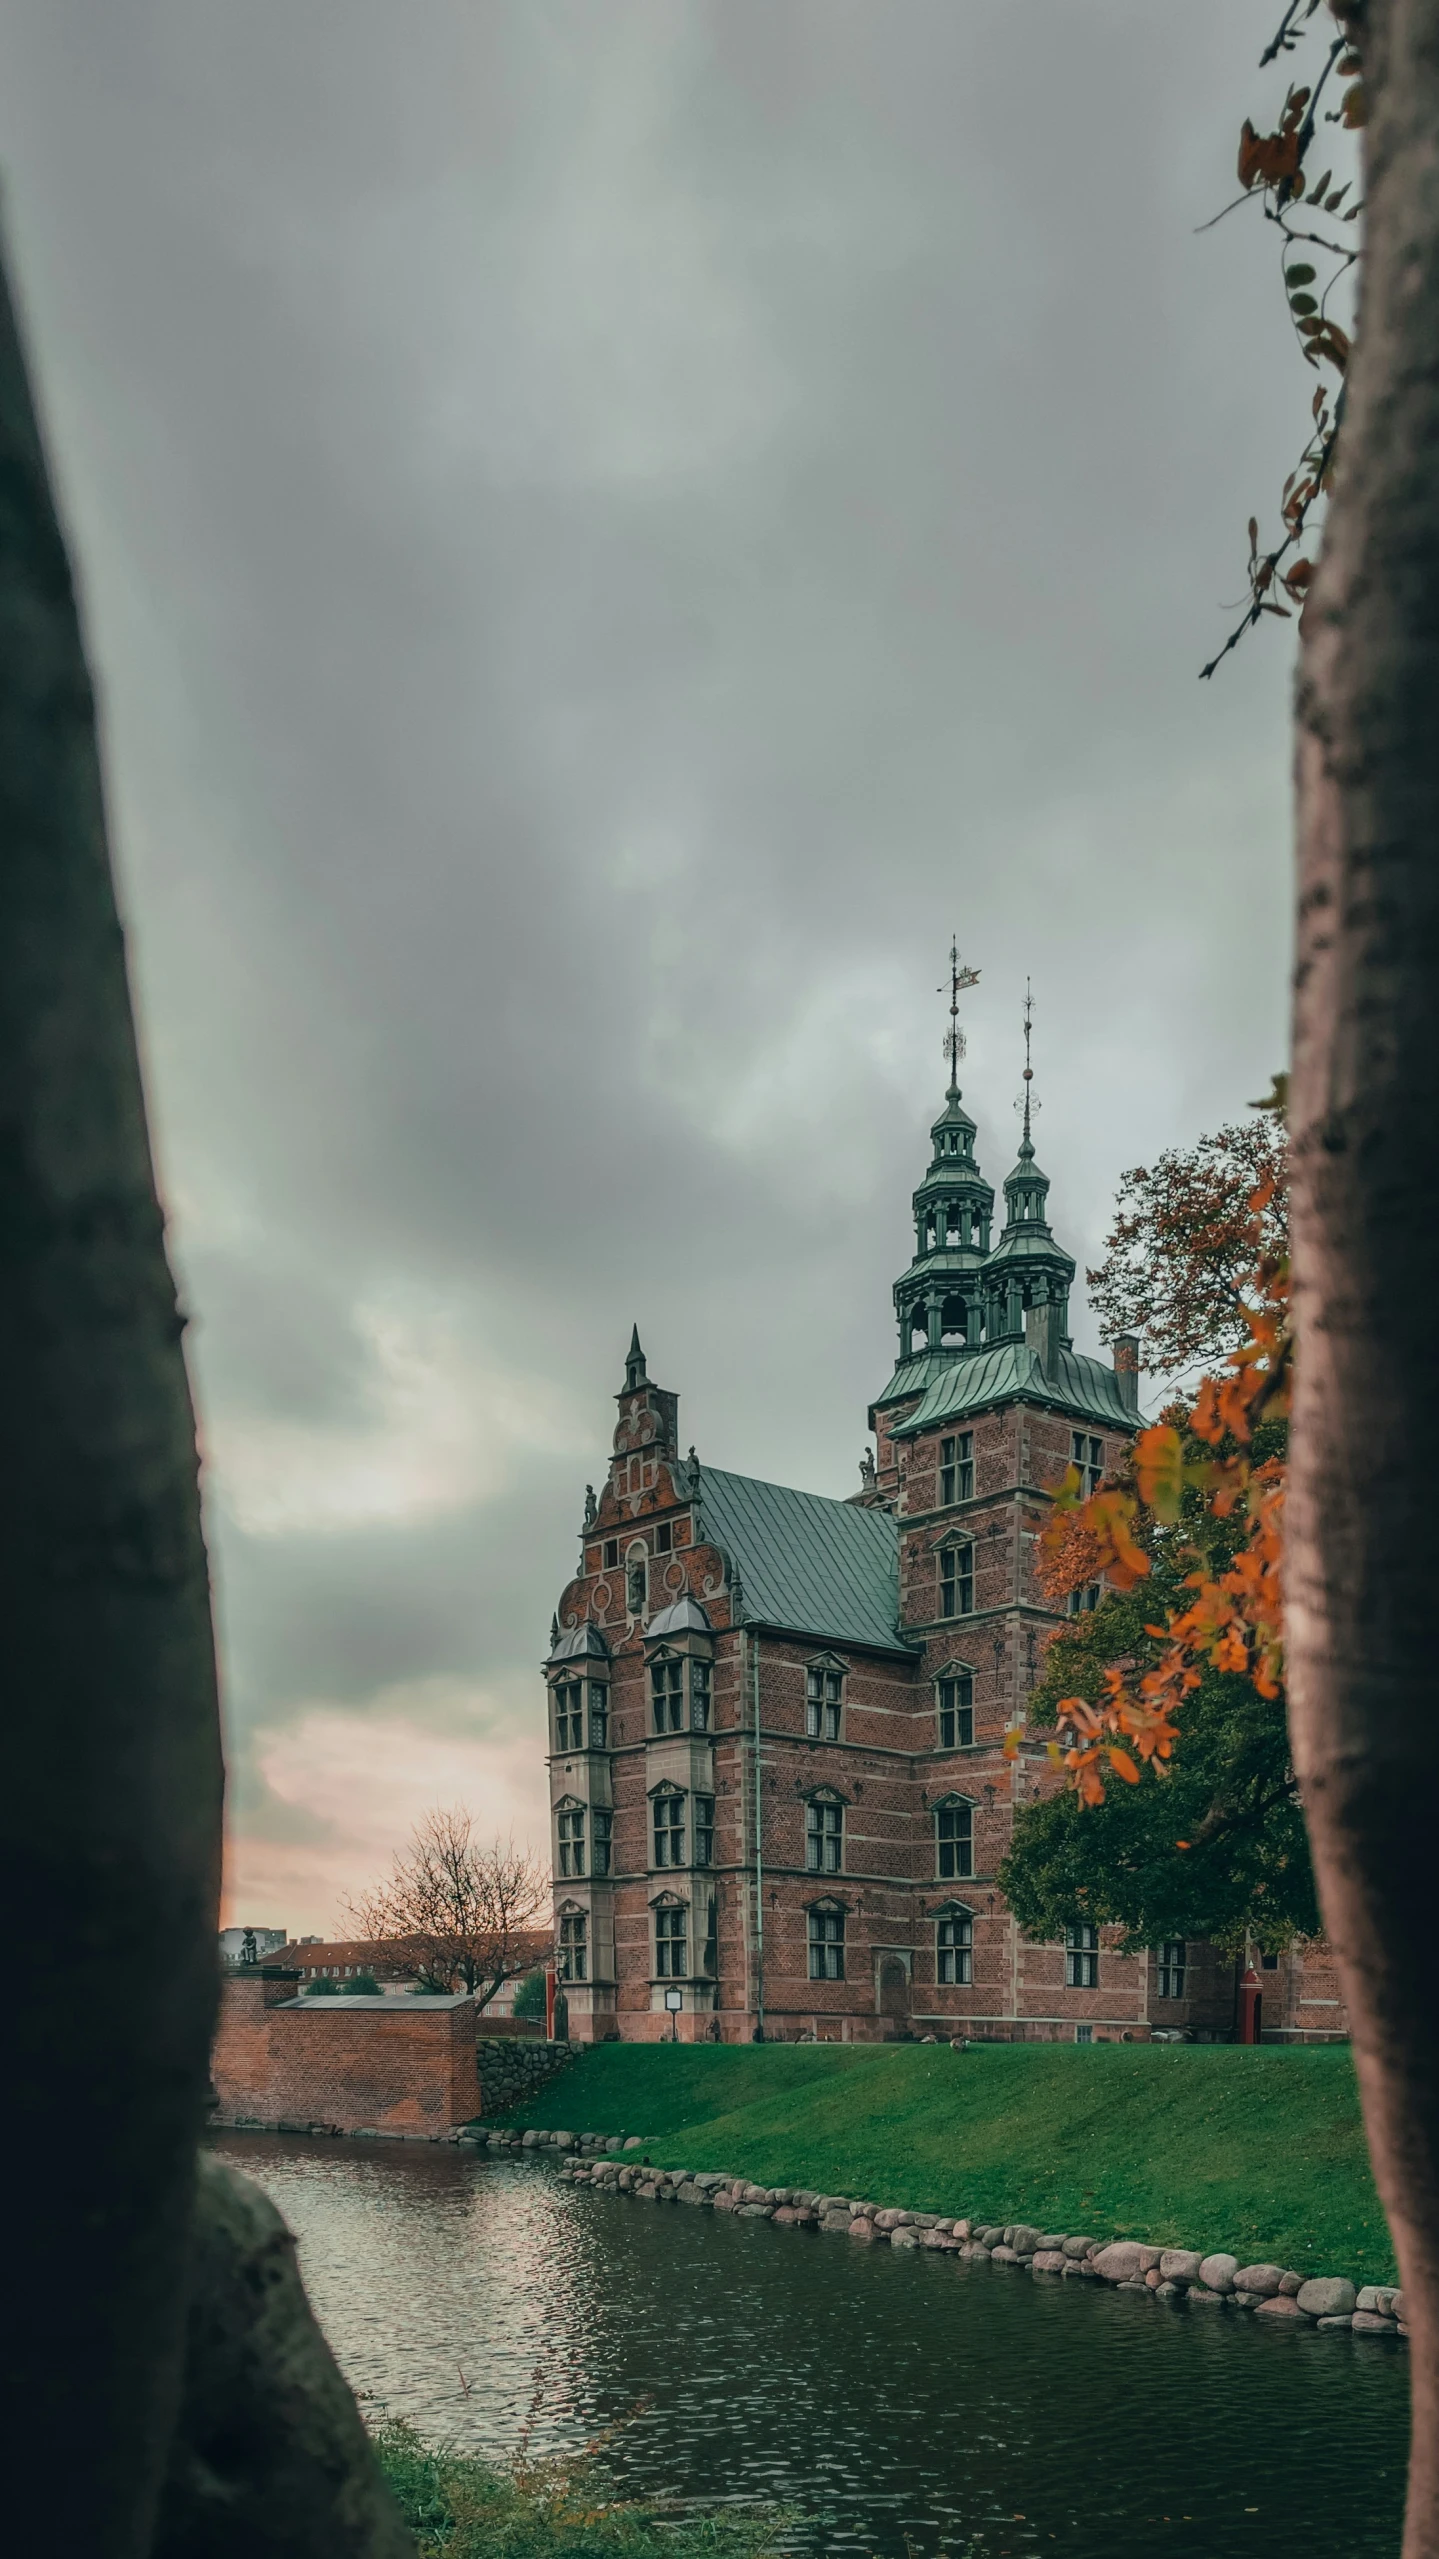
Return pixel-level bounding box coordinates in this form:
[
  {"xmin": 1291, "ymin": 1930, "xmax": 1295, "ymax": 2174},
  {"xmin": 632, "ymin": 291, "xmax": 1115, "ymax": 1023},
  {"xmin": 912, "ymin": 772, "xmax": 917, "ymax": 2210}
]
[
  {"xmin": 939, "ymin": 938, "xmax": 981, "ymax": 1090},
  {"xmin": 1015, "ymin": 977, "xmax": 1040, "ymax": 1141}
]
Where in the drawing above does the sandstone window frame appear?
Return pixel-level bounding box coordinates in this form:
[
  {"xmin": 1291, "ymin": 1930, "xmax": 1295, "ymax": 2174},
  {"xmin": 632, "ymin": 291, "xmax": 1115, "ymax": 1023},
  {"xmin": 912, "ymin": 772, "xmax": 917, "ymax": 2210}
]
[
  {"xmin": 1066, "ymin": 1922, "xmax": 1099, "ymax": 1988},
  {"xmin": 552, "ymin": 1680, "xmax": 585, "ymax": 1752},
  {"xmin": 804, "ymin": 1653, "xmax": 847, "ymax": 1741},
  {"xmin": 939, "ymin": 1431, "xmax": 974, "ymax": 1506},
  {"xmin": 935, "ymin": 1663, "xmax": 975, "ymax": 1750},
  {"xmin": 693, "ymin": 1795, "xmax": 715, "ymax": 1868},
  {"xmin": 557, "ymin": 1906, "xmax": 588, "ymax": 1983},
  {"xmin": 592, "ymin": 1809, "xmax": 612, "ymax": 1878},
  {"xmin": 939, "ymin": 1539, "xmax": 974, "ymax": 1620},
  {"xmin": 555, "ymin": 1798, "xmax": 587, "ymax": 1879},
  {"xmin": 804, "ymin": 1787, "xmax": 846, "ymax": 1875},
  {"xmin": 1071, "ymin": 1430, "xmax": 1105, "ymax": 1497},
  {"xmin": 701, "ymin": 1892, "xmax": 718, "ymax": 1975},
  {"xmin": 650, "ymin": 1783, "xmax": 686, "ymax": 1869},
  {"xmin": 650, "ymin": 1650, "xmax": 685, "ymax": 1734},
  {"xmin": 807, "ymin": 1899, "xmax": 846, "ymax": 1981},
  {"xmin": 652, "ymin": 1895, "xmax": 688, "ymax": 1979},
  {"xmin": 935, "ymin": 1902, "xmax": 974, "ymax": 1985},
  {"xmin": 934, "ymin": 1793, "xmax": 974, "ymax": 1881}
]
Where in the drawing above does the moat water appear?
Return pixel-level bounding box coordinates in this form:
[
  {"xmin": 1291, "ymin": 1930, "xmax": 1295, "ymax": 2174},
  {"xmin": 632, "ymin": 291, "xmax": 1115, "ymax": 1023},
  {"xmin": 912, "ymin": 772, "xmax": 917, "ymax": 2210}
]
[{"xmin": 210, "ymin": 2131, "xmax": 1408, "ymax": 2558}]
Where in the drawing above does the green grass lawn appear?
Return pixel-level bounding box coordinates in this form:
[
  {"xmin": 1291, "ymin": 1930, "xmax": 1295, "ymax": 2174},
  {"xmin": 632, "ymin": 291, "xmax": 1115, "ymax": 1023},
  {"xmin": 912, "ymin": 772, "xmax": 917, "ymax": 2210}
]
[{"xmin": 489, "ymin": 2042, "xmax": 1395, "ymax": 2279}]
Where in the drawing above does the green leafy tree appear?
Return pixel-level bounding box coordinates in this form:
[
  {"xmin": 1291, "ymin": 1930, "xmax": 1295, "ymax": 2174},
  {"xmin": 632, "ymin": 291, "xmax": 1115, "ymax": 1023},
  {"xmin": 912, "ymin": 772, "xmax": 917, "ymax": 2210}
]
[
  {"xmin": 511, "ymin": 1967, "xmax": 548, "ymax": 2022},
  {"xmin": 1001, "ymin": 1413, "xmax": 1314, "ymax": 1952},
  {"xmin": 339, "ymin": 1973, "xmax": 381, "ymax": 1996}
]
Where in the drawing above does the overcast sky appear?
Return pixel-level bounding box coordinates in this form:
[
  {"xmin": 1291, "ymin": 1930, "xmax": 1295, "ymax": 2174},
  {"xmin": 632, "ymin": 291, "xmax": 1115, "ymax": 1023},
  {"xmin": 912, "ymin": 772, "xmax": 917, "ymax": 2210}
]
[{"xmin": 4, "ymin": 3, "xmax": 1310, "ymax": 1935}]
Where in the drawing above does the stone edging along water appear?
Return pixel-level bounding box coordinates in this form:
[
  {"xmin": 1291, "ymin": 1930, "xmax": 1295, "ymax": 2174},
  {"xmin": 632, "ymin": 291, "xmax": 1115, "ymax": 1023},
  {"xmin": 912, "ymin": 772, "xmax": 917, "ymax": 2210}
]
[{"xmin": 464, "ymin": 2122, "xmax": 1406, "ymax": 2343}]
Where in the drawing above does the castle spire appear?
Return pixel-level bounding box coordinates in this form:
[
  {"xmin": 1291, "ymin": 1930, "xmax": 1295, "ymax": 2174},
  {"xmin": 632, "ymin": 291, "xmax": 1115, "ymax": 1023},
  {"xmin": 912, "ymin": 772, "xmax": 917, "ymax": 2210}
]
[
  {"xmin": 623, "ymin": 1325, "xmax": 648, "ymax": 1393},
  {"xmin": 939, "ymin": 938, "xmax": 981, "ymax": 1098},
  {"xmin": 1019, "ymin": 977, "xmax": 1037, "ymax": 1153}
]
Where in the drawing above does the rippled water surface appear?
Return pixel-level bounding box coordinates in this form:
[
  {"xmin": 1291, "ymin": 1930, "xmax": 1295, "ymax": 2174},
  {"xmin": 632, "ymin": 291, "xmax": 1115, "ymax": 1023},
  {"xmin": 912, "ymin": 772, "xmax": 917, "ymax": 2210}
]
[{"xmin": 212, "ymin": 2132, "xmax": 1407, "ymax": 2558}]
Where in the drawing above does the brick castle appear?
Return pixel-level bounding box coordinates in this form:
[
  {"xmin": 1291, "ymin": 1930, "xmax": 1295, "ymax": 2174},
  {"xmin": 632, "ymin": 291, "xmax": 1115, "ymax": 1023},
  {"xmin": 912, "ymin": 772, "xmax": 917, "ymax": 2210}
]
[{"xmin": 544, "ymin": 992, "xmax": 1343, "ymax": 2047}]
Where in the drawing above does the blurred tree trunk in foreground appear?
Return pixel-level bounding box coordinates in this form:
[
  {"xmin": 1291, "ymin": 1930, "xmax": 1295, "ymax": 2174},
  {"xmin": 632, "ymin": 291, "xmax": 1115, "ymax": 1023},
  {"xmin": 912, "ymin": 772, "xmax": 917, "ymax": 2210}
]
[
  {"xmin": 1289, "ymin": 4, "xmax": 1439, "ymax": 2553},
  {"xmin": 0, "ymin": 231, "xmax": 408, "ymax": 2555}
]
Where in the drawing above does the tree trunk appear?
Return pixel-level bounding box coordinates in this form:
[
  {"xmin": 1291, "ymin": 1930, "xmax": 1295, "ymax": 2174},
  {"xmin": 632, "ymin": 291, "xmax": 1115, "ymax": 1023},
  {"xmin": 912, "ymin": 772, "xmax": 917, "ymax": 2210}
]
[
  {"xmin": 0, "ymin": 233, "xmax": 224, "ymax": 2550},
  {"xmin": 1290, "ymin": 4, "xmax": 1439, "ymax": 2549}
]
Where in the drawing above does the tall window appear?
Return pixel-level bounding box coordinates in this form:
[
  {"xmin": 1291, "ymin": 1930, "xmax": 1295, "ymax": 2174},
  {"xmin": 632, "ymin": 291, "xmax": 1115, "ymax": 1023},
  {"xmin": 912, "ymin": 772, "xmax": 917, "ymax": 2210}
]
[
  {"xmin": 626, "ymin": 1551, "xmax": 648, "ymax": 1613},
  {"xmin": 655, "ymin": 1905, "xmax": 687, "ymax": 1978},
  {"xmin": 587, "ymin": 1684, "xmax": 608, "ymax": 1748},
  {"xmin": 694, "ymin": 1796, "xmax": 715, "ymax": 1868},
  {"xmin": 591, "ymin": 1810, "xmax": 612, "ymax": 1878},
  {"xmin": 939, "ymin": 1431, "xmax": 974, "ymax": 1506},
  {"xmin": 557, "ymin": 1805, "xmax": 586, "ymax": 1878},
  {"xmin": 805, "ymin": 1664, "xmax": 843, "ymax": 1740},
  {"xmin": 1071, "ymin": 1432, "xmax": 1104, "ymax": 1496},
  {"xmin": 603, "ymin": 1539, "xmax": 619, "ymax": 1569},
  {"xmin": 1067, "ymin": 1582, "xmax": 1102, "ymax": 1618},
  {"xmin": 656, "ymin": 1521, "xmax": 673, "ymax": 1554},
  {"xmin": 1157, "ymin": 1939, "xmax": 1186, "ymax": 1999},
  {"xmin": 702, "ymin": 1895, "xmax": 718, "ymax": 1975},
  {"xmin": 653, "ymin": 1792, "xmax": 686, "ymax": 1868},
  {"xmin": 806, "ymin": 1798, "xmax": 844, "ymax": 1874},
  {"xmin": 554, "ymin": 1682, "xmax": 584, "ymax": 1751},
  {"xmin": 937, "ymin": 1673, "xmax": 974, "ymax": 1749},
  {"xmin": 1066, "ymin": 1923, "xmax": 1099, "ymax": 1988},
  {"xmin": 558, "ymin": 1911, "xmax": 587, "ymax": 1983},
  {"xmin": 690, "ymin": 1659, "xmax": 712, "ymax": 1732},
  {"xmin": 651, "ymin": 1658, "xmax": 684, "ymax": 1733},
  {"xmin": 940, "ymin": 1543, "xmax": 974, "ymax": 1620},
  {"xmin": 937, "ymin": 1910, "xmax": 973, "ymax": 1984},
  {"xmin": 936, "ymin": 1800, "xmax": 973, "ymax": 1880},
  {"xmin": 808, "ymin": 1906, "xmax": 845, "ymax": 1981}
]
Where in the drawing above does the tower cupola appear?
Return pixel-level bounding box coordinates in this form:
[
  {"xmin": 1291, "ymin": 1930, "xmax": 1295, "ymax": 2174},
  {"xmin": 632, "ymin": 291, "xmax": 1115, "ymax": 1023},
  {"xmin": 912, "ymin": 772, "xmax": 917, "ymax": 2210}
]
[
  {"xmin": 983, "ymin": 986, "xmax": 1075, "ymax": 1366},
  {"xmin": 890, "ymin": 946, "xmax": 994, "ymax": 1370}
]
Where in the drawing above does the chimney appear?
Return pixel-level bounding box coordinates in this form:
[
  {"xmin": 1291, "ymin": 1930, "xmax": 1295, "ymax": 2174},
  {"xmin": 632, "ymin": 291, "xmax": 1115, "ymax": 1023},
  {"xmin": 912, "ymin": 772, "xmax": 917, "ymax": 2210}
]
[
  {"xmin": 1113, "ymin": 1333, "xmax": 1140, "ymax": 1415},
  {"xmin": 1024, "ymin": 1301, "xmax": 1062, "ymax": 1374}
]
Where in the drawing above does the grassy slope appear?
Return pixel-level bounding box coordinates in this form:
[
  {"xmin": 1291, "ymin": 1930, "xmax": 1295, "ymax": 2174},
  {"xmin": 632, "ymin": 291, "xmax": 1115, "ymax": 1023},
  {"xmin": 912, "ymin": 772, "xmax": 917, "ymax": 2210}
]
[{"xmin": 494, "ymin": 2043, "xmax": 1395, "ymax": 2279}]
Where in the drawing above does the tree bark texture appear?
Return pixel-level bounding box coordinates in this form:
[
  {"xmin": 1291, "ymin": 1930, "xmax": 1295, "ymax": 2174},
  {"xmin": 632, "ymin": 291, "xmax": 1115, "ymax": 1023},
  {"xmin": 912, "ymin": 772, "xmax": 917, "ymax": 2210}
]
[
  {"xmin": 1290, "ymin": 4, "xmax": 1439, "ymax": 2550},
  {"xmin": 0, "ymin": 235, "xmax": 224, "ymax": 2549},
  {"xmin": 154, "ymin": 2157, "xmax": 413, "ymax": 2559}
]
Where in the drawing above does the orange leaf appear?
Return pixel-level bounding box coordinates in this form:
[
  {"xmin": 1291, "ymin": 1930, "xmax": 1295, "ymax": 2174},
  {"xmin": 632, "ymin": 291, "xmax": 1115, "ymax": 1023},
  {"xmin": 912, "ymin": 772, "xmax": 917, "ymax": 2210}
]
[{"xmin": 1107, "ymin": 1748, "xmax": 1140, "ymax": 1785}]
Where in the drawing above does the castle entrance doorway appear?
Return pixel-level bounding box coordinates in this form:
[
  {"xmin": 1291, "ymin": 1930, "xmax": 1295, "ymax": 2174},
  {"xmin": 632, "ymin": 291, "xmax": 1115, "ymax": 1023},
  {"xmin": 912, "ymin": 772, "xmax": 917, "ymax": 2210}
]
[{"xmin": 878, "ymin": 1957, "xmax": 910, "ymax": 2031}]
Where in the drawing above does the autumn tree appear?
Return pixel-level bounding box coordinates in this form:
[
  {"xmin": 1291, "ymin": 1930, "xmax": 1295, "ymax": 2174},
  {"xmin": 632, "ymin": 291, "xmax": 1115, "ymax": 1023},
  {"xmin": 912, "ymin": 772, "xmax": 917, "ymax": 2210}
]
[
  {"xmin": 1002, "ymin": 1408, "xmax": 1313, "ymax": 1953},
  {"xmin": 348, "ymin": 1812, "xmax": 547, "ymax": 2006},
  {"xmin": 1086, "ymin": 1113, "xmax": 1287, "ymax": 1375}
]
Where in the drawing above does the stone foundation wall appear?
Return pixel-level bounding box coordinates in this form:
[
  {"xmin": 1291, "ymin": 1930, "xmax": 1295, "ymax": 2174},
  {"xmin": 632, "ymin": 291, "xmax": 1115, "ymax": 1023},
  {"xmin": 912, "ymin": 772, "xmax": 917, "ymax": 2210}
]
[{"xmin": 476, "ymin": 2036, "xmax": 575, "ymax": 2117}]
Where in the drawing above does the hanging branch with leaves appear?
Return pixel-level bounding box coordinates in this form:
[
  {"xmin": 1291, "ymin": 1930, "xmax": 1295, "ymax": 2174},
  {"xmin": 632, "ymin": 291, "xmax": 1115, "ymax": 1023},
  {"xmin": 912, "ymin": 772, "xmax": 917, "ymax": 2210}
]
[{"xmin": 1199, "ymin": 0, "xmax": 1365, "ymax": 678}]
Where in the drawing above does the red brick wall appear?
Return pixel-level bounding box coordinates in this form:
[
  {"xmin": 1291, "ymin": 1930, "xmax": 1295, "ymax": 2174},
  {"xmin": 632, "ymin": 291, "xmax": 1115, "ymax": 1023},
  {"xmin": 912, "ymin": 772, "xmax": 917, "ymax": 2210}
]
[{"xmin": 211, "ymin": 1978, "xmax": 479, "ymax": 2133}]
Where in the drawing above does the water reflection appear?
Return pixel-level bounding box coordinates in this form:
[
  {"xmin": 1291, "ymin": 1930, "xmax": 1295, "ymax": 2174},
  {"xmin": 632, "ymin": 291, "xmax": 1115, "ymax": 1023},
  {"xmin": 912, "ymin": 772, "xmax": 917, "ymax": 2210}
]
[{"xmin": 211, "ymin": 2133, "xmax": 1406, "ymax": 2559}]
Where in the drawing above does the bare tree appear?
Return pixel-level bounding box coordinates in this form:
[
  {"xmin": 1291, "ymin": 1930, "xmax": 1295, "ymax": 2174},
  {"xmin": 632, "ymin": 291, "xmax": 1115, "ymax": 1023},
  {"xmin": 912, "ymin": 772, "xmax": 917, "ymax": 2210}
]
[
  {"xmin": 348, "ymin": 1811, "xmax": 548, "ymax": 2006},
  {"xmin": 1288, "ymin": 3, "xmax": 1439, "ymax": 2552}
]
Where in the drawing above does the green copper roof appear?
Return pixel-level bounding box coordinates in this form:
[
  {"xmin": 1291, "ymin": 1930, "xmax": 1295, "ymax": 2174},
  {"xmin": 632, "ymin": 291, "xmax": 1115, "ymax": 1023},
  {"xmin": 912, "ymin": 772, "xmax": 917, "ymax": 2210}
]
[
  {"xmin": 889, "ymin": 1342, "xmax": 1140, "ymax": 1437},
  {"xmin": 693, "ymin": 1466, "xmax": 908, "ymax": 1656},
  {"xmin": 869, "ymin": 1347, "xmax": 968, "ymax": 1411}
]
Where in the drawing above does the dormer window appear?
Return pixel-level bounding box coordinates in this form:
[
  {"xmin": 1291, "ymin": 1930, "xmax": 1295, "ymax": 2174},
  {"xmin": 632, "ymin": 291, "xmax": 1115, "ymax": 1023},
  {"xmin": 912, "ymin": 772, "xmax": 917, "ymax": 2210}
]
[{"xmin": 805, "ymin": 1660, "xmax": 844, "ymax": 1741}]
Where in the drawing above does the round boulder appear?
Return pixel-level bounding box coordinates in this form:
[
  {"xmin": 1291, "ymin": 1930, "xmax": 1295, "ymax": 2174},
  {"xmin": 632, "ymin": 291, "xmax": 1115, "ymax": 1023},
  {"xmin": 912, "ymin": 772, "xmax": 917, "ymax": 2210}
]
[
  {"xmin": 1198, "ymin": 2253, "xmax": 1238, "ymax": 2294},
  {"xmin": 1296, "ymin": 2277, "xmax": 1357, "ymax": 2319},
  {"xmin": 1234, "ymin": 2263, "xmax": 1285, "ymax": 2297},
  {"xmin": 1159, "ymin": 2250, "xmax": 1205, "ymax": 2285}
]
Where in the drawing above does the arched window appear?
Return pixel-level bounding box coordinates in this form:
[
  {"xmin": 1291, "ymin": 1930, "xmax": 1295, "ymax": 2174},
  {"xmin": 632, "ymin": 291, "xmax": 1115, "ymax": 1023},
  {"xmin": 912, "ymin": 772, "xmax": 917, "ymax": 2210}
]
[{"xmin": 936, "ymin": 1797, "xmax": 974, "ymax": 1880}]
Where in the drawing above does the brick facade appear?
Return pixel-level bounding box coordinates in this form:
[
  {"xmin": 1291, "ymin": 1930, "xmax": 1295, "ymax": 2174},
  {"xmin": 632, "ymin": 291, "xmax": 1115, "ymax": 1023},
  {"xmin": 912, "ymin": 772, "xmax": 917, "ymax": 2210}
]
[
  {"xmin": 211, "ymin": 1975, "xmax": 480, "ymax": 2133},
  {"xmin": 544, "ymin": 1079, "xmax": 1343, "ymax": 2050}
]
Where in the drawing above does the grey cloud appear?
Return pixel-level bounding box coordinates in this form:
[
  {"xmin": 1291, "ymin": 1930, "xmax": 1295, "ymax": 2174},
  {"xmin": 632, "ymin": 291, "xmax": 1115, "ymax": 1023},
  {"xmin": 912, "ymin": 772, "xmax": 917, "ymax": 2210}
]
[{"xmin": 1, "ymin": 1, "xmax": 1307, "ymax": 1879}]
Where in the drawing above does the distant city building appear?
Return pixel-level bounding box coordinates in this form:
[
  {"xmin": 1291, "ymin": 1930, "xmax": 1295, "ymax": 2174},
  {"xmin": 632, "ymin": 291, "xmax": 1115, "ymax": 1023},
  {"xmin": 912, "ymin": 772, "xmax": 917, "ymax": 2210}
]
[
  {"xmin": 543, "ymin": 999, "xmax": 1341, "ymax": 2048},
  {"xmin": 219, "ymin": 1925, "xmax": 288, "ymax": 1965}
]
